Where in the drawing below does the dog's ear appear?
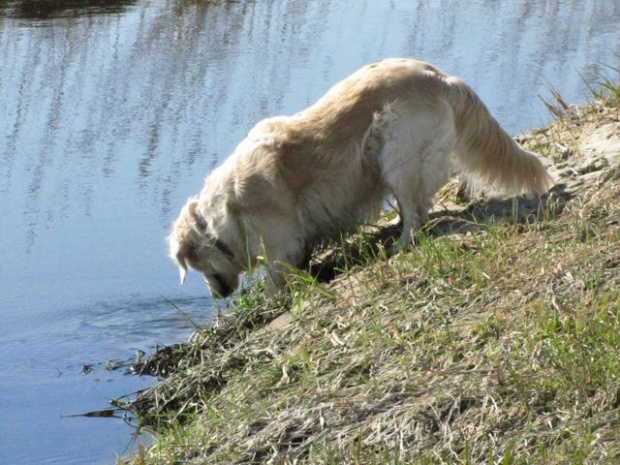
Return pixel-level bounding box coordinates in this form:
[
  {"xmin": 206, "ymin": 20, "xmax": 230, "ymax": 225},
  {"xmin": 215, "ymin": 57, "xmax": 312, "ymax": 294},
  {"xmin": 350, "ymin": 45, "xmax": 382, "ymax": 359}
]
[
  {"xmin": 169, "ymin": 230, "xmax": 191, "ymax": 285},
  {"xmin": 168, "ymin": 200, "xmax": 200, "ymax": 284},
  {"xmin": 175, "ymin": 250, "xmax": 188, "ymax": 284}
]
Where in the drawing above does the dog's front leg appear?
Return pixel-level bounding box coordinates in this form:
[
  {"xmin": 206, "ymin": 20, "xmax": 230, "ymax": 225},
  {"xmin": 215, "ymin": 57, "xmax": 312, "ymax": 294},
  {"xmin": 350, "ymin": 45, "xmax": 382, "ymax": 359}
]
[
  {"xmin": 262, "ymin": 244, "xmax": 306, "ymax": 296},
  {"xmin": 264, "ymin": 262, "xmax": 289, "ymax": 296}
]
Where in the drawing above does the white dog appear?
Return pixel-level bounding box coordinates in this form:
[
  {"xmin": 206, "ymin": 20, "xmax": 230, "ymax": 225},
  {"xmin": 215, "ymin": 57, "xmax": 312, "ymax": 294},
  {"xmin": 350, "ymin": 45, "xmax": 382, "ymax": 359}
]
[{"xmin": 168, "ymin": 58, "xmax": 552, "ymax": 297}]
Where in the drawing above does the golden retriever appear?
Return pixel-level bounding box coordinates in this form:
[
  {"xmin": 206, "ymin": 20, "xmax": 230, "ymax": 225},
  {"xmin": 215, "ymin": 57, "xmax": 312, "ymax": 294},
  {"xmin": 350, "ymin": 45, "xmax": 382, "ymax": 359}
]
[{"xmin": 168, "ymin": 58, "xmax": 552, "ymax": 297}]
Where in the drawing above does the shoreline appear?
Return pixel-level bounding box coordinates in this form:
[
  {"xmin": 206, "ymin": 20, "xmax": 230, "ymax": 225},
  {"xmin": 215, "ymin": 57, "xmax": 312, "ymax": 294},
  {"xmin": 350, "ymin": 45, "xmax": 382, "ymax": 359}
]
[{"xmin": 120, "ymin": 86, "xmax": 620, "ymax": 464}]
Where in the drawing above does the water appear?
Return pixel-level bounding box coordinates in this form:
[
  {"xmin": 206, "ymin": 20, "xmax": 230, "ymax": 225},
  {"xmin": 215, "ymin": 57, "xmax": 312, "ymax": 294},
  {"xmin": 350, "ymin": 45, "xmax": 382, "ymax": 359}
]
[{"xmin": 1, "ymin": 0, "xmax": 619, "ymax": 463}]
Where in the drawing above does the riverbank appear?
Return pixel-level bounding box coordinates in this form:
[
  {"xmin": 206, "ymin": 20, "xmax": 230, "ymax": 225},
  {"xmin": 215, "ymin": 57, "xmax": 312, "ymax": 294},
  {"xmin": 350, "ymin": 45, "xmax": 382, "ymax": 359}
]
[{"xmin": 120, "ymin": 83, "xmax": 620, "ymax": 464}]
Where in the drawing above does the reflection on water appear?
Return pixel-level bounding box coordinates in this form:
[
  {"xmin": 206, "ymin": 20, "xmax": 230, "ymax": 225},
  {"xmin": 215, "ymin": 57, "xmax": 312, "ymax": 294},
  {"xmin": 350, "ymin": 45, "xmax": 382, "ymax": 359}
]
[
  {"xmin": 0, "ymin": 0, "xmax": 619, "ymax": 464},
  {"xmin": 0, "ymin": 0, "xmax": 137, "ymax": 19}
]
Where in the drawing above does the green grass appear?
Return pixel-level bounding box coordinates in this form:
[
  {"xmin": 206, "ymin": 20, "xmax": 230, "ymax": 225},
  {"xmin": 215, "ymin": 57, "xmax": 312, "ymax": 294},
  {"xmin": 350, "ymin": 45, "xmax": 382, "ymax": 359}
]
[{"xmin": 121, "ymin": 79, "xmax": 620, "ymax": 464}]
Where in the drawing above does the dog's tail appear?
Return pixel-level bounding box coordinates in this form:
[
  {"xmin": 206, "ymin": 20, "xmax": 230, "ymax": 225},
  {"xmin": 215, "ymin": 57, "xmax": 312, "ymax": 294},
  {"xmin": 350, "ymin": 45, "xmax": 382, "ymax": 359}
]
[{"xmin": 444, "ymin": 76, "xmax": 553, "ymax": 196}]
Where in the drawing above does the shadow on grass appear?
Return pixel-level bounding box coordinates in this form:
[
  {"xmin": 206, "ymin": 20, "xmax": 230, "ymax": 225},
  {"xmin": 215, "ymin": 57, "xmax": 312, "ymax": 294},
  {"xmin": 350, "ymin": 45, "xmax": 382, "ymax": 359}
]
[{"xmin": 307, "ymin": 183, "xmax": 572, "ymax": 284}]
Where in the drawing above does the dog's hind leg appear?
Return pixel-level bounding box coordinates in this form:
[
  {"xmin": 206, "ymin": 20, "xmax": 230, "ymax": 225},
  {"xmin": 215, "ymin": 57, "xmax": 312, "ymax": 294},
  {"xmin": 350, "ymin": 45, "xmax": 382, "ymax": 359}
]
[{"xmin": 377, "ymin": 104, "xmax": 455, "ymax": 251}]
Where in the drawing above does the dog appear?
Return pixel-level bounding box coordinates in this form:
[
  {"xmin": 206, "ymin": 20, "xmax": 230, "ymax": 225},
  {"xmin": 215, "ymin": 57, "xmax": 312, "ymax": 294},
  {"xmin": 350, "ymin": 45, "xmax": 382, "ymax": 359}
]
[{"xmin": 168, "ymin": 58, "xmax": 552, "ymax": 297}]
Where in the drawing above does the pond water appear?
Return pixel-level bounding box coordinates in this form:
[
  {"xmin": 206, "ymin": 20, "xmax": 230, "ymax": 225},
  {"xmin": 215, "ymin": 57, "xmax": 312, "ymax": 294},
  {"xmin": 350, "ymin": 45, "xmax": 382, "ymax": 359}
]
[{"xmin": 1, "ymin": 0, "xmax": 619, "ymax": 463}]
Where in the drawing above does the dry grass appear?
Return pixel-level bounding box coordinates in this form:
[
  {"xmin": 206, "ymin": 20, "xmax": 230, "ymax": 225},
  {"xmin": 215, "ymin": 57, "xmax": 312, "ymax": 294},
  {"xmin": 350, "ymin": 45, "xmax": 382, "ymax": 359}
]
[{"xmin": 118, "ymin": 83, "xmax": 620, "ymax": 465}]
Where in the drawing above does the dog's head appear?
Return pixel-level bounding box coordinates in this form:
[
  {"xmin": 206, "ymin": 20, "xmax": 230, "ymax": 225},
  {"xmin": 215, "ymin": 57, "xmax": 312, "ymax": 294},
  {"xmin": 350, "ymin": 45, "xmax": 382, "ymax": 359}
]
[{"xmin": 168, "ymin": 198, "xmax": 242, "ymax": 298}]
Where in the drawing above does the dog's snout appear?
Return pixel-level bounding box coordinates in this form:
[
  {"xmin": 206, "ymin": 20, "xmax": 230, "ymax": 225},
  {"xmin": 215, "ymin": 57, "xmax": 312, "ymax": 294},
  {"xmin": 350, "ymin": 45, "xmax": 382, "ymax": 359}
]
[{"xmin": 206, "ymin": 274, "xmax": 237, "ymax": 298}]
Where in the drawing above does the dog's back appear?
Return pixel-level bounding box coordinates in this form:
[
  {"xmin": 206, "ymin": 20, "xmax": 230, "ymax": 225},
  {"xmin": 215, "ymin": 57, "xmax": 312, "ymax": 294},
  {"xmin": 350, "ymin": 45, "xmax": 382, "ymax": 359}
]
[
  {"xmin": 262, "ymin": 60, "xmax": 451, "ymax": 238},
  {"xmin": 297, "ymin": 58, "xmax": 551, "ymax": 193},
  {"xmin": 276, "ymin": 58, "xmax": 551, "ymax": 245}
]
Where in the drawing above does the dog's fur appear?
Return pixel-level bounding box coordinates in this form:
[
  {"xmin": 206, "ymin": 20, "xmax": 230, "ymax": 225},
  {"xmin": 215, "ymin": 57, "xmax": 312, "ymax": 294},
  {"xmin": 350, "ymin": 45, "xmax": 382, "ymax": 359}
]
[{"xmin": 168, "ymin": 58, "xmax": 553, "ymax": 297}]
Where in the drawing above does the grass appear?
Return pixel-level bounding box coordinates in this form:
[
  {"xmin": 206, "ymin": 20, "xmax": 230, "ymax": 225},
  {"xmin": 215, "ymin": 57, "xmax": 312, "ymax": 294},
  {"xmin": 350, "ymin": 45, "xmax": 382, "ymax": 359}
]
[{"xmin": 118, "ymin": 79, "xmax": 620, "ymax": 464}]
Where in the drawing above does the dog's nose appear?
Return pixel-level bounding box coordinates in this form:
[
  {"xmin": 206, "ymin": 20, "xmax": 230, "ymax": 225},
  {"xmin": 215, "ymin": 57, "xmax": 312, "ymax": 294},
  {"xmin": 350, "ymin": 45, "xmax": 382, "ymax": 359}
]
[{"xmin": 205, "ymin": 275, "xmax": 235, "ymax": 299}]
